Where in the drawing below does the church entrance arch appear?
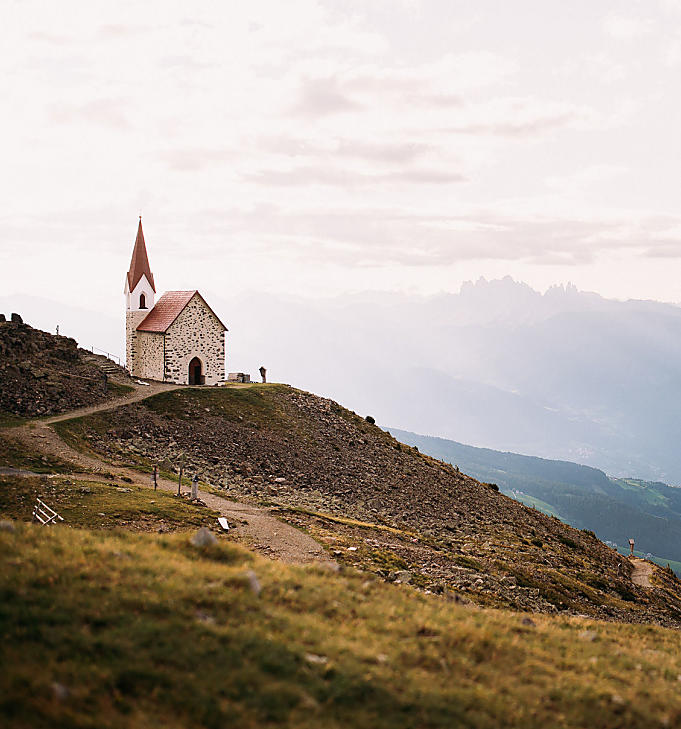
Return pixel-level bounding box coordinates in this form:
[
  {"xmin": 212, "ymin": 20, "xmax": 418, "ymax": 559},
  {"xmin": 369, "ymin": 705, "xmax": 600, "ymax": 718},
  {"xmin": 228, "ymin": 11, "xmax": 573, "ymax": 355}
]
[{"xmin": 188, "ymin": 357, "xmax": 204, "ymax": 385}]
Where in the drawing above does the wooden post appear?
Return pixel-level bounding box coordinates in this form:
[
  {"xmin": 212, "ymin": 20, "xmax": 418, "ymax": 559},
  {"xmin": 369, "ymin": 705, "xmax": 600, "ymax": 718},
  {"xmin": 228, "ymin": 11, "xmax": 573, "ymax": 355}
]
[
  {"xmin": 629, "ymin": 538, "xmax": 635, "ymax": 557},
  {"xmin": 178, "ymin": 464, "xmax": 183, "ymax": 496},
  {"xmin": 153, "ymin": 465, "xmax": 158, "ymax": 491},
  {"xmin": 191, "ymin": 475, "xmax": 198, "ymax": 500}
]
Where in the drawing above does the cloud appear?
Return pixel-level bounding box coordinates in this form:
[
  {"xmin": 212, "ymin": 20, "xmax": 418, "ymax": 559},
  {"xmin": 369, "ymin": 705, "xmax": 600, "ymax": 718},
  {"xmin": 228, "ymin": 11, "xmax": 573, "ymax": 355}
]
[
  {"xmin": 28, "ymin": 31, "xmax": 72, "ymax": 45},
  {"xmin": 48, "ymin": 98, "xmax": 131, "ymax": 129},
  {"xmin": 241, "ymin": 165, "xmax": 466, "ymax": 187},
  {"xmin": 160, "ymin": 148, "xmax": 235, "ymax": 172},
  {"xmin": 445, "ymin": 113, "xmax": 578, "ymax": 137},
  {"xmin": 289, "ymin": 77, "xmax": 363, "ymax": 117},
  {"xmin": 177, "ymin": 205, "xmax": 681, "ymax": 270},
  {"xmin": 254, "ymin": 135, "xmax": 432, "ymax": 165},
  {"xmin": 96, "ymin": 24, "xmax": 145, "ymax": 39},
  {"xmin": 603, "ymin": 14, "xmax": 654, "ymax": 40}
]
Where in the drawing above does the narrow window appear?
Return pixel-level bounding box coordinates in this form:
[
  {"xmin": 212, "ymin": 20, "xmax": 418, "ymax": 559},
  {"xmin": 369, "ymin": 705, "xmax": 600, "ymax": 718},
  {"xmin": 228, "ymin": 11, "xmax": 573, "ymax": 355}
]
[{"xmin": 139, "ymin": 293, "xmax": 147, "ymax": 309}]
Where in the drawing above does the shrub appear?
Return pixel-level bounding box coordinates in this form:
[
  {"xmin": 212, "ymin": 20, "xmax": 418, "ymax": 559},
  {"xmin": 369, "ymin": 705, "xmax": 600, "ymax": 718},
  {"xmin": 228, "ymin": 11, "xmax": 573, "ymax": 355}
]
[
  {"xmin": 557, "ymin": 535, "xmax": 579, "ymax": 550},
  {"xmin": 365, "ymin": 415, "xmax": 376, "ymax": 424}
]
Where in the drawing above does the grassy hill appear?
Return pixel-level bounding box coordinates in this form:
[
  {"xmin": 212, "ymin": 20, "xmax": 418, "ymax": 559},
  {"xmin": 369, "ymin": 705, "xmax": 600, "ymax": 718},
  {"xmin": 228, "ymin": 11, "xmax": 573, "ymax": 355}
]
[
  {"xmin": 4, "ymin": 518, "xmax": 681, "ymax": 729},
  {"xmin": 389, "ymin": 428, "xmax": 681, "ymax": 572},
  {"xmin": 49, "ymin": 384, "xmax": 681, "ymax": 625},
  {"xmin": 4, "ymin": 359, "xmax": 681, "ymax": 725}
]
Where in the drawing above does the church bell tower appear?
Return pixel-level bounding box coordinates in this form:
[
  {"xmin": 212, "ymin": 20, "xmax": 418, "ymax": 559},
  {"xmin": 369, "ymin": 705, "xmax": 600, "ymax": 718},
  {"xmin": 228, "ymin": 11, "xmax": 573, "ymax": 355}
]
[{"xmin": 124, "ymin": 217, "xmax": 156, "ymax": 374}]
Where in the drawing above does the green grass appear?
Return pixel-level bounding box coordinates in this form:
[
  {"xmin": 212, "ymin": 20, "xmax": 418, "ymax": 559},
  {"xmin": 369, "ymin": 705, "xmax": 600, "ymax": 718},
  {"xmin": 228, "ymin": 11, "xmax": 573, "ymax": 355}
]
[
  {"xmin": 0, "ymin": 431, "xmax": 74, "ymax": 474},
  {"xmin": 611, "ymin": 478, "xmax": 669, "ymax": 507},
  {"xmin": 0, "ymin": 475, "xmax": 220, "ymax": 531},
  {"xmin": 507, "ymin": 492, "xmax": 564, "ymax": 519},
  {"xmin": 3, "ymin": 524, "xmax": 681, "ymax": 728},
  {"xmin": 107, "ymin": 381, "xmax": 135, "ymax": 397},
  {"xmin": 0, "ymin": 412, "xmax": 28, "ymax": 429},
  {"xmin": 144, "ymin": 384, "xmax": 290, "ymax": 427}
]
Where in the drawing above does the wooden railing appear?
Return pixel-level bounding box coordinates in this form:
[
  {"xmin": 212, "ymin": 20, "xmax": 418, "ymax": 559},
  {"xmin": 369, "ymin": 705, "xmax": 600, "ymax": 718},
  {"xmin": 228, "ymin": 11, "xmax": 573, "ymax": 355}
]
[{"xmin": 32, "ymin": 498, "xmax": 64, "ymax": 526}]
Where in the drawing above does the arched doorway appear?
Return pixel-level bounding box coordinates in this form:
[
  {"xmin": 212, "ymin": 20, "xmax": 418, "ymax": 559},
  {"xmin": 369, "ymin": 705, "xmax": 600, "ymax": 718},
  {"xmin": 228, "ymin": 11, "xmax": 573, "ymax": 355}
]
[{"xmin": 188, "ymin": 357, "xmax": 204, "ymax": 385}]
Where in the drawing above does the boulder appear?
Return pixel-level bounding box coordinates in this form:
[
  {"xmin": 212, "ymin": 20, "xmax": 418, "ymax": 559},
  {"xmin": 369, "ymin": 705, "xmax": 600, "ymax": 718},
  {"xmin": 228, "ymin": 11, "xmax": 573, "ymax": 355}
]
[{"xmin": 190, "ymin": 527, "xmax": 217, "ymax": 548}]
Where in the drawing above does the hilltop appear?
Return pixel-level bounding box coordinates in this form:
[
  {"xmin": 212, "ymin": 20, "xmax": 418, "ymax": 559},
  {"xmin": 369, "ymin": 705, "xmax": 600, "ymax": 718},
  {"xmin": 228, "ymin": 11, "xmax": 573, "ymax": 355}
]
[{"xmin": 48, "ymin": 383, "xmax": 681, "ymax": 625}]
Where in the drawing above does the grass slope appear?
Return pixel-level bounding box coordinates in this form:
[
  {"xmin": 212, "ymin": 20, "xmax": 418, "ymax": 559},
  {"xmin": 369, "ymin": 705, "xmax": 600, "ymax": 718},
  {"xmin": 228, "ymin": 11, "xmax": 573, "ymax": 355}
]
[
  {"xmin": 3, "ymin": 523, "xmax": 681, "ymax": 729},
  {"xmin": 0, "ymin": 475, "xmax": 219, "ymax": 532},
  {"xmin": 51, "ymin": 385, "xmax": 681, "ymax": 625}
]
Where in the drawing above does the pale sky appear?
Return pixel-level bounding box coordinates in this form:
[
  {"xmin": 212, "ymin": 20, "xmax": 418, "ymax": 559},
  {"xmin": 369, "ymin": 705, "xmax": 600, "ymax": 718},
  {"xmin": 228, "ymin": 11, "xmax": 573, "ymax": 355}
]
[{"xmin": 3, "ymin": 0, "xmax": 681, "ymax": 313}]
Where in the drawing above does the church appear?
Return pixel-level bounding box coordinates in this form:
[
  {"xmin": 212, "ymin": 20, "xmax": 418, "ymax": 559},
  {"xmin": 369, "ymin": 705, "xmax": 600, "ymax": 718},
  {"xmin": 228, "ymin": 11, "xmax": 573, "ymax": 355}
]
[{"xmin": 124, "ymin": 219, "xmax": 227, "ymax": 385}]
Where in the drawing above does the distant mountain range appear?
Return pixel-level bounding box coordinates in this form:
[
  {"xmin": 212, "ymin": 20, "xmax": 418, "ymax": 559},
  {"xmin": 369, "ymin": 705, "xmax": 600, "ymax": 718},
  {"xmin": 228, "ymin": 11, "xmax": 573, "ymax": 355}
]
[{"xmin": 391, "ymin": 427, "xmax": 681, "ymax": 573}]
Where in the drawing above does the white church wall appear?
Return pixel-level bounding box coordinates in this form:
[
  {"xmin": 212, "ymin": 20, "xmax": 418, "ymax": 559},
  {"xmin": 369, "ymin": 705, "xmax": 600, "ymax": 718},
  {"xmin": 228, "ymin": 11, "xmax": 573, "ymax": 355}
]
[{"xmin": 126, "ymin": 275, "xmax": 155, "ymax": 312}]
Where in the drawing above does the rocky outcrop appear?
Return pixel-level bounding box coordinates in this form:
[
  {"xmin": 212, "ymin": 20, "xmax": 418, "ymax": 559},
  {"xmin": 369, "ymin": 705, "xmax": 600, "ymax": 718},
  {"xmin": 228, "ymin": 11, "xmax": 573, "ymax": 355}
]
[{"xmin": 0, "ymin": 321, "xmax": 124, "ymax": 417}]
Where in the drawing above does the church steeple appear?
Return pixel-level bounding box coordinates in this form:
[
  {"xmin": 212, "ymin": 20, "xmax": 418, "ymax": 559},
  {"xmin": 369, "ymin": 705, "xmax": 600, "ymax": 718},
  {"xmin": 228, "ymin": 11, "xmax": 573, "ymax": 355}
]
[
  {"xmin": 125, "ymin": 217, "xmax": 157, "ymax": 373},
  {"xmin": 127, "ymin": 217, "xmax": 156, "ymax": 294}
]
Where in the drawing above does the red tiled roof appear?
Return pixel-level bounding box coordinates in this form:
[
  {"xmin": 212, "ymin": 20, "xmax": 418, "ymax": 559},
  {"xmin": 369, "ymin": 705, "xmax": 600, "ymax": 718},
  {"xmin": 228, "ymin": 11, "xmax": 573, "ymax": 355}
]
[
  {"xmin": 127, "ymin": 219, "xmax": 156, "ymax": 293},
  {"xmin": 136, "ymin": 290, "xmax": 228, "ymax": 333}
]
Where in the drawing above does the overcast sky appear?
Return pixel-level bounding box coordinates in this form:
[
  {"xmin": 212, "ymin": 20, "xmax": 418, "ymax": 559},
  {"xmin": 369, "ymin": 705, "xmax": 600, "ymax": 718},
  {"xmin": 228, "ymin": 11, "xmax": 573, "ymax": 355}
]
[{"xmin": 3, "ymin": 0, "xmax": 681, "ymax": 313}]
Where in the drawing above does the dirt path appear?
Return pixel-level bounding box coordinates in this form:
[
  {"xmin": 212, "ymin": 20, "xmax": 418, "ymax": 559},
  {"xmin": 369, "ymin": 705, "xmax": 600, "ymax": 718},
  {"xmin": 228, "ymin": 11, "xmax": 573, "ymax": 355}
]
[
  {"xmin": 630, "ymin": 558, "xmax": 653, "ymax": 587},
  {"xmin": 6, "ymin": 381, "xmax": 335, "ymax": 568},
  {"xmin": 42, "ymin": 380, "xmax": 181, "ymax": 424}
]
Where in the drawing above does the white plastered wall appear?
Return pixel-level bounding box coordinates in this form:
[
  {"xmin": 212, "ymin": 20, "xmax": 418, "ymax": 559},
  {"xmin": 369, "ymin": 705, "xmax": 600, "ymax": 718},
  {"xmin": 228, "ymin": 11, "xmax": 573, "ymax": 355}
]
[{"xmin": 125, "ymin": 275, "xmax": 156, "ymax": 312}]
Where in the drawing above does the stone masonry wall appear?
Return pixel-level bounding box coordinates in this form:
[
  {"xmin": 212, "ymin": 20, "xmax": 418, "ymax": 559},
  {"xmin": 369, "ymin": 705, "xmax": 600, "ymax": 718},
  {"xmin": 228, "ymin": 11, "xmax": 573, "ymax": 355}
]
[
  {"xmin": 126, "ymin": 310, "xmax": 148, "ymax": 375},
  {"xmin": 135, "ymin": 331, "xmax": 165, "ymax": 380},
  {"xmin": 163, "ymin": 295, "xmax": 225, "ymax": 385}
]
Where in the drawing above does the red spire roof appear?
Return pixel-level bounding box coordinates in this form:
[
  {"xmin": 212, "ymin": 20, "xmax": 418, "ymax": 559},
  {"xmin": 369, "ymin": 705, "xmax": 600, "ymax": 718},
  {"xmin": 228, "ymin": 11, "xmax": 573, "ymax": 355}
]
[{"xmin": 127, "ymin": 218, "xmax": 156, "ymax": 293}]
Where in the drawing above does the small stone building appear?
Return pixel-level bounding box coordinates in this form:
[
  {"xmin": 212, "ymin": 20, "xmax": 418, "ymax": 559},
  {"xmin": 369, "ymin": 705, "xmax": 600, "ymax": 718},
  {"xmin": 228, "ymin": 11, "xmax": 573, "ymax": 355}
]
[{"xmin": 124, "ymin": 219, "xmax": 227, "ymax": 384}]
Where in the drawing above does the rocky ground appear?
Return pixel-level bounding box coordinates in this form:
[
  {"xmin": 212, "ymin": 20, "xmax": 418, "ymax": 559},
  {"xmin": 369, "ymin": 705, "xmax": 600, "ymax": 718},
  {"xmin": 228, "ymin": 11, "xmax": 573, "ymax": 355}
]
[
  {"xmin": 55, "ymin": 384, "xmax": 681, "ymax": 626},
  {"xmin": 0, "ymin": 320, "xmax": 131, "ymax": 417}
]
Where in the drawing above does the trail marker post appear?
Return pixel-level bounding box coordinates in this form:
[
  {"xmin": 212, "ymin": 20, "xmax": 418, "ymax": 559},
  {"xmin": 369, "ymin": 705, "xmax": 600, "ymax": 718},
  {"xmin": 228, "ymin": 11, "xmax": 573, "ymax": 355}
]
[
  {"xmin": 191, "ymin": 475, "xmax": 199, "ymax": 500},
  {"xmin": 629, "ymin": 538, "xmax": 635, "ymax": 556},
  {"xmin": 153, "ymin": 465, "xmax": 158, "ymax": 491},
  {"xmin": 178, "ymin": 464, "xmax": 183, "ymax": 496}
]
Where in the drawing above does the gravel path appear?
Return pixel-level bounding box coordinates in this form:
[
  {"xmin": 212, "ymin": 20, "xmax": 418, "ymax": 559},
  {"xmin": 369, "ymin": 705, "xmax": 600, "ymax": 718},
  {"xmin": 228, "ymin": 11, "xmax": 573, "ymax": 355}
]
[
  {"xmin": 629, "ymin": 558, "xmax": 653, "ymax": 587},
  {"xmin": 7, "ymin": 380, "xmax": 336, "ymax": 568}
]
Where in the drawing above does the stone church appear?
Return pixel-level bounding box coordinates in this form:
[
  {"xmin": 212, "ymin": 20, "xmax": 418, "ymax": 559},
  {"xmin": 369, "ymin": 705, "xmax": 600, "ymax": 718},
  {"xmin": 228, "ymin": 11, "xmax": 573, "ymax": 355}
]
[{"xmin": 124, "ymin": 219, "xmax": 227, "ymax": 385}]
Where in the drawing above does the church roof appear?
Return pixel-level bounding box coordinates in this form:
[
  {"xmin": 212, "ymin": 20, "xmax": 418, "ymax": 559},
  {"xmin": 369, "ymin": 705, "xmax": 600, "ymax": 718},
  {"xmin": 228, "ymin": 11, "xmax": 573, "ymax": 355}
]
[
  {"xmin": 136, "ymin": 290, "xmax": 228, "ymax": 333},
  {"xmin": 127, "ymin": 219, "xmax": 156, "ymax": 293}
]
